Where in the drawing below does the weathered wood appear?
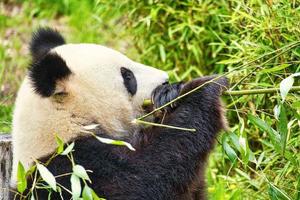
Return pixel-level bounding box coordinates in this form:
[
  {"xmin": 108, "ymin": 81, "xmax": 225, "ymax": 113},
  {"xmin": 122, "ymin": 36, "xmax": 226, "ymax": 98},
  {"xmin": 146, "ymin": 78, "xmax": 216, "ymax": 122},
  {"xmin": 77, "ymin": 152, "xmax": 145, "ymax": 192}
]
[{"xmin": 0, "ymin": 134, "xmax": 12, "ymax": 200}]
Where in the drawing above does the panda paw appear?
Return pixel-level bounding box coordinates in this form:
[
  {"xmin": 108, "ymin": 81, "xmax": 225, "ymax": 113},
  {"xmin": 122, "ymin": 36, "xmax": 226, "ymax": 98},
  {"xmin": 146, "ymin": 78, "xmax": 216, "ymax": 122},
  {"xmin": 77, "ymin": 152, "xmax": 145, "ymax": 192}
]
[{"xmin": 151, "ymin": 82, "xmax": 183, "ymax": 113}]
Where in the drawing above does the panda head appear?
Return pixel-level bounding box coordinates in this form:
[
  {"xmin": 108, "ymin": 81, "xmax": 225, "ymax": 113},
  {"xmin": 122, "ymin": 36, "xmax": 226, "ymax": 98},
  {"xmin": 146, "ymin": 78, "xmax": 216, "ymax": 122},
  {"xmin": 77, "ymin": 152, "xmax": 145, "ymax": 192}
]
[
  {"xmin": 25, "ymin": 28, "xmax": 168, "ymax": 134},
  {"xmin": 11, "ymin": 28, "xmax": 168, "ymax": 179}
]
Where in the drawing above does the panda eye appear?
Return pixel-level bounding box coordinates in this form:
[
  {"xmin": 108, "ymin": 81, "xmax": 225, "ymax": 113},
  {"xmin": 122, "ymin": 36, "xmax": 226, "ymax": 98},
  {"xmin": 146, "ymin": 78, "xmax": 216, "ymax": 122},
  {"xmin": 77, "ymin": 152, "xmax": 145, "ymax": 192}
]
[
  {"xmin": 120, "ymin": 67, "xmax": 137, "ymax": 96},
  {"xmin": 53, "ymin": 91, "xmax": 68, "ymax": 103},
  {"xmin": 54, "ymin": 91, "xmax": 68, "ymax": 96}
]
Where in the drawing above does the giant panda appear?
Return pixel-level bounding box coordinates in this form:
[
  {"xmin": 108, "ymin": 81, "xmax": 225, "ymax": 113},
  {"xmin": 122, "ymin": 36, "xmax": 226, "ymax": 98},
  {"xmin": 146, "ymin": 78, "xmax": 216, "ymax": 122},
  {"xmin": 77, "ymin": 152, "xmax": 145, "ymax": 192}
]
[{"xmin": 10, "ymin": 28, "xmax": 228, "ymax": 200}]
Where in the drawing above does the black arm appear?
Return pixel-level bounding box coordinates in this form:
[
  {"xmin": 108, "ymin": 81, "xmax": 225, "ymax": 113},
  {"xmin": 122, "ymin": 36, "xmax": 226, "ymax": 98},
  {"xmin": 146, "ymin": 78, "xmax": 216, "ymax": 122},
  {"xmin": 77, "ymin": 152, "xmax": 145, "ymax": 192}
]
[{"xmin": 104, "ymin": 76, "xmax": 228, "ymax": 200}]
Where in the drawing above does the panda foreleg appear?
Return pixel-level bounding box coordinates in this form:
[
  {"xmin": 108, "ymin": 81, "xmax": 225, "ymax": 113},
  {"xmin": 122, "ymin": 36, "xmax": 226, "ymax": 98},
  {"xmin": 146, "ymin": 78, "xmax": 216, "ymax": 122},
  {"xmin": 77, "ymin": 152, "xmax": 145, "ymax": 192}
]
[{"xmin": 104, "ymin": 76, "xmax": 228, "ymax": 199}]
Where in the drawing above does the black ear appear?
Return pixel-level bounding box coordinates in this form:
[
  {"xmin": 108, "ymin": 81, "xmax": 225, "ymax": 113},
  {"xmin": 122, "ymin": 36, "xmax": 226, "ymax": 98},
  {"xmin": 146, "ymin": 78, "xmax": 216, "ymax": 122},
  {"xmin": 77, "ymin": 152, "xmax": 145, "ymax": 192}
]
[
  {"xmin": 30, "ymin": 28, "xmax": 65, "ymax": 61},
  {"xmin": 29, "ymin": 53, "xmax": 71, "ymax": 97}
]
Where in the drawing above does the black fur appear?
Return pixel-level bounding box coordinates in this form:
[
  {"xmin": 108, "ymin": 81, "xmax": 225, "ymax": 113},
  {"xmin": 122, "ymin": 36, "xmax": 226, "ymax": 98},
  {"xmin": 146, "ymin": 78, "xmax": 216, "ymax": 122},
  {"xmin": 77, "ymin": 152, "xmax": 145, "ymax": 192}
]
[
  {"xmin": 121, "ymin": 67, "xmax": 137, "ymax": 96},
  {"xmin": 30, "ymin": 28, "xmax": 65, "ymax": 61},
  {"xmin": 151, "ymin": 82, "xmax": 183, "ymax": 112},
  {"xmin": 29, "ymin": 53, "xmax": 71, "ymax": 97},
  {"xmin": 10, "ymin": 76, "xmax": 228, "ymax": 200}
]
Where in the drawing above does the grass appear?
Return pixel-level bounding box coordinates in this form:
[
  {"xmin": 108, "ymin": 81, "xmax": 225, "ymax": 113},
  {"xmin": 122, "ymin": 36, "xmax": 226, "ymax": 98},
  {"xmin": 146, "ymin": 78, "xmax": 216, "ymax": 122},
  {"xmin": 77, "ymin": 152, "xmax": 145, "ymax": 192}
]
[{"xmin": 1, "ymin": 0, "xmax": 299, "ymax": 199}]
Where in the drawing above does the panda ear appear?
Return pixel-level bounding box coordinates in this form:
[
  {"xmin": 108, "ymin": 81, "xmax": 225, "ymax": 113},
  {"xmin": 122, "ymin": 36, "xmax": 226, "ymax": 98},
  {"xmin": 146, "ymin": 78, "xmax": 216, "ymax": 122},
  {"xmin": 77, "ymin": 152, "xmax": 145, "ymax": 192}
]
[
  {"xmin": 29, "ymin": 53, "xmax": 71, "ymax": 97},
  {"xmin": 30, "ymin": 27, "xmax": 65, "ymax": 61}
]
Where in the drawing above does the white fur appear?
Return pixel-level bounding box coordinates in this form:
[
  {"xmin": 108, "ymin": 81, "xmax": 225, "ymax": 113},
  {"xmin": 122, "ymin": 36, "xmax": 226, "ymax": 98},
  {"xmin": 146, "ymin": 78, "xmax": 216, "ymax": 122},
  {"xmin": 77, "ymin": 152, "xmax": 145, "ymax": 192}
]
[{"xmin": 11, "ymin": 44, "xmax": 168, "ymax": 185}]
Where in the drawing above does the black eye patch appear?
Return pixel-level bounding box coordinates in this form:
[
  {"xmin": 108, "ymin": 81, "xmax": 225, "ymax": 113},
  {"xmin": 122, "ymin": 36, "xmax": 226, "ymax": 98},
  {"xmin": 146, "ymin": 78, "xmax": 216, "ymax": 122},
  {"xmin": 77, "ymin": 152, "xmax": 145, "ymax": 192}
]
[{"xmin": 120, "ymin": 67, "xmax": 137, "ymax": 96}]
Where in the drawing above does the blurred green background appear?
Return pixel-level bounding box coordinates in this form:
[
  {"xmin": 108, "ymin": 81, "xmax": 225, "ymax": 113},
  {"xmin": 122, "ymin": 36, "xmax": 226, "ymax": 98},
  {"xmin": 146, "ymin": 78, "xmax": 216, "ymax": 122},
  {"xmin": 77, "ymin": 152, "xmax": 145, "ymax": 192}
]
[{"xmin": 0, "ymin": 0, "xmax": 299, "ymax": 199}]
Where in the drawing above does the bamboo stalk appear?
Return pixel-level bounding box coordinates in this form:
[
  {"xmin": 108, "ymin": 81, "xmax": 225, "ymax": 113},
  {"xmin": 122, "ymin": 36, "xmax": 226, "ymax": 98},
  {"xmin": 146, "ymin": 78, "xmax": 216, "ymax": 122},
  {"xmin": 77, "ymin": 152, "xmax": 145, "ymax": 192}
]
[
  {"xmin": 142, "ymin": 86, "xmax": 300, "ymax": 107},
  {"xmin": 224, "ymin": 86, "xmax": 300, "ymax": 96},
  {"xmin": 133, "ymin": 119, "xmax": 196, "ymax": 132}
]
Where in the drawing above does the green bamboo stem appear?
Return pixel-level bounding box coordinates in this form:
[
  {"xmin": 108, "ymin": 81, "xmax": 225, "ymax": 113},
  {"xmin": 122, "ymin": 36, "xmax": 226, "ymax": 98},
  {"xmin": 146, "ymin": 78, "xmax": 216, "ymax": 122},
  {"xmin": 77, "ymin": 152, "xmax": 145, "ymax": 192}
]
[
  {"xmin": 142, "ymin": 86, "xmax": 300, "ymax": 107},
  {"xmin": 224, "ymin": 86, "xmax": 300, "ymax": 96},
  {"xmin": 133, "ymin": 119, "xmax": 196, "ymax": 132}
]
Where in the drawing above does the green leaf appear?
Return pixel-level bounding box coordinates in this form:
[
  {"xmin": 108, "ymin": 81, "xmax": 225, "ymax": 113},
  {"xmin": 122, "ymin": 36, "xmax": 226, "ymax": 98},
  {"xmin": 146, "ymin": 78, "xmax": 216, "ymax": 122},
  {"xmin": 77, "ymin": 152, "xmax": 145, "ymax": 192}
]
[
  {"xmin": 278, "ymin": 104, "xmax": 288, "ymax": 154},
  {"xmin": 269, "ymin": 184, "xmax": 292, "ymax": 200},
  {"xmin": 95, "ymin": 136, "xmax": 135, "ymax": 151},
  {"xmin": 73, "ymin": 165, "xmax": 90, "ymax": 182},
  {"xmin": 229, "ymin": 132, "xmax": 241, "ymax": 152},
  {"xmin": 280, "ymin": 76, "xmax": 294, "ymax": 102},
  {"xmin": 223, "ymin": 140, "xmax": 237, "ymax": 163},
  {"xmin": 37, "ymin": 163, "xmax": 57, "ymax": 191},
  {"xmin": 292, "ymin": 72, "xmax": 300, "ymax": 77},
  {"xmin": 55, "ymin": 134, "xmax": 64, "ymax": 154},
  {"xmin": 83, "ymin": 124, "xmax": 100, "ymax": 130},
  {"xmin": 296, "ymin": 177, "xmax": 300, "ymax": 200},
  {"xmin": 61, "ymin": 142, "xmax": 75, "ymax": 155},
  {"xmin": 158, "ymin": 44, "xmax": 166, "ymax": 63},
  {"xmin": 239, "ymin": 136, "xmax": 247, "ymax": 155},
  {"xmin": 273, "ymin": 104, "xmax": 281, "ymax": 120},
  {"xmin": 17, "ymin": 161, "xmax": 27, "ymax": 193},
  {"xmin": 256, "ymin": 152, "xmax": 265, "ymax": 169},
  {"xmin": 248, "ymin": 114, "xmax": 281, "ymax": 153},
  {"xmin": 26, "ymin": 165, "xmax": 36, "ymax": 177},
  {"xmin": 30, "ymin": 194, "xmax": 35, "ymax": 200},
  {"xmin": 291, "ymin": 101, "xmax": 300, "ymax": 108},
  {"xmin": 91, "ymin": 188, "xmax": 106, "ymax": 200},
  {"xmin": 260, "ymin": 64, "xmax": 290, "ymax": 73},
  {"xmin": 82, "ymin": 185, "xmax": 93, "ymax": 200},
  {"xmin": 71, "ymin": 174, "xmax": 81, "ymax": 200},
  {"xmin": 217, "ymin": 58, "xmax": 242, "ymax": 65}
]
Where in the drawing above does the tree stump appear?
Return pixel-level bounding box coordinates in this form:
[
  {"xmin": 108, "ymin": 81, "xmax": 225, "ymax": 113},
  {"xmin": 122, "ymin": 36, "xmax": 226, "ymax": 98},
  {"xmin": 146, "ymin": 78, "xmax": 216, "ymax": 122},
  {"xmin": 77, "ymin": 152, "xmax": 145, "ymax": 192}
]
[{"xmin": 0, "ymin": 134, "xmax": 12, "ymax": 200}]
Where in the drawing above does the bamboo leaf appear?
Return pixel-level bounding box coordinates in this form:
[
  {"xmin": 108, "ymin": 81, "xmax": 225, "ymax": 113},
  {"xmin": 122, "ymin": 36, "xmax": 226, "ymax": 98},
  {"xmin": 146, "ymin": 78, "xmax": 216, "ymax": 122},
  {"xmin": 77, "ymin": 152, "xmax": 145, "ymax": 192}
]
[
  {"xmin": 280, "ymin": 76, "xmax": 294, "ymax": 102},
  {"xmin": 223, "ymin": 140, "xmax": 237, "ymax": 163},
  {"xmin": 26, "ymin": 165, "xmax": 36, "ymax": 177},
  {"xmin": 158, "ymin": 44, "xmax": 166, "ymax": 63},
  {"xmin": 217, "ymin": 58, "xmax": 242, "ymax": 65},
  {"xmin": 30, "ymin": 194, "xmax": 35, "ymax": 200},
  {"xmin": 71, "ymin": 174, "xmax": 81, "ymax": 200},
  {"xmin": 260, "ymin": 64, "xmax": 290, "ymax": 73},
  {"xmin": 291, "ymin": 101, "xmax": 300, "ymax": 108},
  {"xmin": 269, "ymin": 184, "xmax": 292, "ymax": 200},
  {"xmin": 229, "ymin": 132, "xmax": 241, "ymax": 152},
  {"xmin": 91, "ymin": 188, "xmax": 106, "ymax": 200},
  {"xmin": 279, "ymin": 104, "xmax": 288, "ymax": 154},
  {"xmin": 248, "ymin": 114, "xmax": 281, "ymax": 153},
  {"xmin": 291, "ymin": 72, "xmax": 300, "ymax": 77},
  {"xmin": 82, "ymin": 185, "xmax": 93, "ymax": 200},
  {"xmin": 17, "ymin": 161, "xmax": 27, "ymax": 193},
  {"xmin": 73, "ymin": 165, "xmax": 91, "ymax": 182},
  {"xmin": 55, "ymin": 134, "xmax": 64, "ymax": 154},
  {"xmin": 37, "ymin": 163, "xmax": 57, "ymax": 191},
  {"xmin": 239, "ymin": 136, "xmax": 247, "ymax": 155},
  {"xmin": 61, "ymin": 142, "xmax": 75, "ymax": 155},
  {"xmin": 83, "ymin": 124, "xmax": 100, "ymax": 130},
  {"xmin": 95, "ymin": 136, "xmax": 135, "ymax": 151},
  {"xmin": 273, "ymin": 104, "xmax": 281, "ymax": 120}
]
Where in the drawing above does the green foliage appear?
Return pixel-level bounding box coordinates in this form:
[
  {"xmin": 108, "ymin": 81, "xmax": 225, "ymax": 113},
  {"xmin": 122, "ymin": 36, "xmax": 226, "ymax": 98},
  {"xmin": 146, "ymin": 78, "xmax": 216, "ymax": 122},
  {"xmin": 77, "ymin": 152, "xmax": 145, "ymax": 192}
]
[
  {"xmin": 108, "ymin": 0, "xmax": 300, "ymax": 199},
  {"xmin": 0, "ymin": 104, "xmax": 12, "ymax": 132},
  {"xmin": 36, "ymin": 163, "xmax": 57, "ymax": 191},
  {"xmin": 1, "ymin": 0, "xmax": 300, "ymax": 199},
  {"xmin": 17, "ymin": 161, "xmax": 27, "ymax": 193},
  {"xmin": 14, "ymin": 136, "xmax": 106, "ymax": 199}
]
